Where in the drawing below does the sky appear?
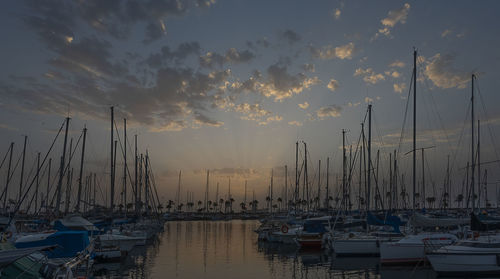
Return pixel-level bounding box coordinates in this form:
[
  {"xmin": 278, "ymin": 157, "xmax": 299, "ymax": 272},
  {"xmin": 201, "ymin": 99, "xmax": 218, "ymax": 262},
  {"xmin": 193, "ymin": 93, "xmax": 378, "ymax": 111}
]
[{"xmin": 1, "ymin": 0, "xmax": 500, "ymax": 210}]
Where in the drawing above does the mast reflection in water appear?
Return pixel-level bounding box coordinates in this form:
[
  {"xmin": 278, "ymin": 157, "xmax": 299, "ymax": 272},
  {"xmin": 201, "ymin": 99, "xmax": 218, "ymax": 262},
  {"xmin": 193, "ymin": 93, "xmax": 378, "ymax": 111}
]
[{"xmin": 93, "ymin": 220, "xmax": 436, "ymax": 279}]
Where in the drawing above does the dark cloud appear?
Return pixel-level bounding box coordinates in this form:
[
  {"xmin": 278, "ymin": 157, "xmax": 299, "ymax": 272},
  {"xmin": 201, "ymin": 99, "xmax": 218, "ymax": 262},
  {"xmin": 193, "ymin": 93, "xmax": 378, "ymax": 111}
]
[
  {"xmin": 280, "ymin": 29, "xmax": 301, "ymax": 45},
  {"xmin": 199, "ymin": 48, "xmax": 255, "ymax": 68},
  {"xmin": 144, "ymin": 42, "xmax": 201, "ymax": 68},
  {"xmin": 24, "ymin": 0, "xmax": 211, "ymax": 44}
]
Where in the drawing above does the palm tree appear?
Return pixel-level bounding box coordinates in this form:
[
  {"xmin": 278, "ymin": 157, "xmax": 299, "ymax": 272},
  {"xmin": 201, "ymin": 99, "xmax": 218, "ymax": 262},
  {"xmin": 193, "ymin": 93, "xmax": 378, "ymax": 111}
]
[
  {"xmin": 265, "ymin": 196, "xmax": 271, "ymax": 210},
  {"xmin": 197, "ymin": 200, "xmax": 202, "ymax": 211},
  {"xmin": 240, "ymin": 202, "xmax": 246, "ymax": 212},
  {"xmin": 219, "ymin": 198, "xmax": 224, "ymax": 212}
]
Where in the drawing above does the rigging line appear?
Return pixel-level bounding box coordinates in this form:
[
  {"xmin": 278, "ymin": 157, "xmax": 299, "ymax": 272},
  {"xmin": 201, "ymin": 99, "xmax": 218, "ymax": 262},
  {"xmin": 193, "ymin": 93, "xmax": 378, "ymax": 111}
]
[
  {"xmin": 112, "ymin": 120, "xmax": 138, "ymax": 198},
  {"xmin": 449, "ymin": 102, "xmax": 471, "ymax": 175},
  {"xmin": 475, "ymin": 78, "xmax": 500, "ymax": 171},
  {"xmin": 0, "ymin": 144, "xmax": 12, "ymax": 171},
  {"xmin": 48, "ymin": 129, "xmax": 84, "ymax": 207},
  {"xmin": 397, "ymin": 68, "xmax": 415, "ymax": 160},
  {"xmin": 0, "ymin": 148, "xmax": 23, "ymax": 202},
  {"xmin": 8, "ymin": 119, "xmax": 65, "ymax": 223}
]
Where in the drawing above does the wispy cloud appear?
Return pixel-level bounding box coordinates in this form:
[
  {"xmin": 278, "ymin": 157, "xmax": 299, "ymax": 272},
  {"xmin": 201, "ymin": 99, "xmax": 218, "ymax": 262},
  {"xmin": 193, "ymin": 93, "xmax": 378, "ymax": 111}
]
[
  {"xmin": 327, "ymin": 78, "xmax": 339, "ymax": 91},
  {"xmin": 354, "ymin": 68, "xmax": 385, "ymax": 85},
  {"xmin": 424, "ymin": 53, "xmax": 470, "ymax": 89},
  {"xmin": 374, "ymin": 3, "xmax": 410, "ymax": 39},
  {"xmin": 316, "ymin": 105, "xmax": 342, "ymax": 119},
  {"xmin": 310, "ymin": 42, "xmax": 355, "ymax": 60}
]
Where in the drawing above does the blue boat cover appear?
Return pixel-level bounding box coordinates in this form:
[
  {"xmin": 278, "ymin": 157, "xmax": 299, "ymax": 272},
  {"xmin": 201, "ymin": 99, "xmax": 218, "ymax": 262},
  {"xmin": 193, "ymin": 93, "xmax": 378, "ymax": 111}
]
[
  {"xmin": 15, "ymin": 231, "xmax": 89, "ymax": 258},
  {"xmin": 366, "ymin": 211, "xmax": 404, "ymax": 233}
]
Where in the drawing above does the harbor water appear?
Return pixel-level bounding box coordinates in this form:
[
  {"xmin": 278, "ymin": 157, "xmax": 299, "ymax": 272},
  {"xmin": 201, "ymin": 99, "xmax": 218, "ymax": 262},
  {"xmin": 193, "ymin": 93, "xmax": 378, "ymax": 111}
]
[{"xmin": 93, "ymin": 220, "xmax": 438, "ymax": 279}]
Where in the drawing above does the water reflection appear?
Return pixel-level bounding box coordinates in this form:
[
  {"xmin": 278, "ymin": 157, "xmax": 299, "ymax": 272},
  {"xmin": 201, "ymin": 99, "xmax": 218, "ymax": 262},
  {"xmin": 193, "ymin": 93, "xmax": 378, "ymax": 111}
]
[{"xmin": 92, "ymin": 220, "xmax": 439, "ymax": 279}]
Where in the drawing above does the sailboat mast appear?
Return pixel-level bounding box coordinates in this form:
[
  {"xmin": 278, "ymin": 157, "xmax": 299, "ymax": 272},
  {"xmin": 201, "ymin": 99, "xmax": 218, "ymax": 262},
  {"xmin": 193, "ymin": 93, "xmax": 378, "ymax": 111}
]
[
  {"xmin": 317, "ymin": 160, "xmax": 321, "ymax": 210},
  {"xmin": 76, "ymin": 126, "xmax": 87, "ymax": 212},
  {"xmin": 110, "ymin": 107, "xmax": 115, "ymax": 213},
  {"xmin": 477, "ymin": 119, "xmax": 481, "ymax": 210},
  {"xmin": 18, "ymin": 135, "xmax": 27, "ymax": 206},
  {"xmin": 471, "ymin": 74, "xmax": 475, "ymax": 211},
  {"xmin": 35, "ymin": 152, "xmax": 40, "ymax": 214},
  {"xmin": 326, "ymin": 157, "xmax": 330, "ymax": 210},
  {"xmin": 134, "ymin": 135, "xmax": 138, "ymax": 215},
  {"xmin": 412, "ymin": 49, "xmax": 417, "ymax": 212},
  {"xmin": 342, "ymin": 129, "xmax": 346, "ymax": 212},
  {"xmin": 368, "ymin": 104, "xmax": 372, "ymax": 212},
  {"xmin": 123, "ymin": 118, "xmax": 127, "ymax": 214},
  {"xmin": 3, "ymin": 142, "xmax": 14, "ymax": 211}
]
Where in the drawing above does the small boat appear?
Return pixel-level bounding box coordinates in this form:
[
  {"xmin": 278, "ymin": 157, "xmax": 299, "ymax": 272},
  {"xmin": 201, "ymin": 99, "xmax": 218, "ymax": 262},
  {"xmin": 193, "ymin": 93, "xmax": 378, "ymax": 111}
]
[
  {"xmin": 296, "ymin": 216, "xmax": 332, "ymax": 249},
  {"xmin": 427, "ymin": 234, "xmax": 500, "ymax": 276},
  {"xmin": 379, "ymin": 232, "xmax": 457, "ymax": 265},
  {"xmin": 333, "ymin": 231, "xmax": 403, "ymax": 257}
]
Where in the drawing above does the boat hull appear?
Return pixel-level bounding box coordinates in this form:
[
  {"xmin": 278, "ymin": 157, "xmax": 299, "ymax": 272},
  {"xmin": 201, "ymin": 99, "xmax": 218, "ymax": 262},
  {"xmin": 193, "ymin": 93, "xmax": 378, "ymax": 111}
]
[{"xmin": 427, "ymin": 253, "xmax": 500, "ymax": 275}]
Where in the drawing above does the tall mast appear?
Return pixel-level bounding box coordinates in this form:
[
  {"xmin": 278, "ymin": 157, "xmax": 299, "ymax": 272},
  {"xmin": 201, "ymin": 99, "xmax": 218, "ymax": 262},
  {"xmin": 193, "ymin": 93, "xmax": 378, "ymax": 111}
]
[
  {"xmin": 76, "ymin": 126, "xmax": 87, "ymax": 212},
  {"xmin": 145, "ymin": 151, "xmax": 149, "ymax": 215},
  {"xmin": 134, "ymin": 135, "xmax": 138, "ymax": 215},
  {"xmin": 368, "ymin": 104, "xmax": 372, "ymax": 212},
  {"xmin": 471, "ymin": 74, "xmax": 475, "ymax": 211},
  {"xmin": 3, "ymin": 142, "xmax": 14, "ymax": 211},
  {"xmin": 35, "ymin": 152, "xmax": 40, "ymax": 214},
  {"xmin": 93, "ymin": 173, "xmax": 97, "ymax": 210},
  {"xmin": 64, "ymin": 138, "xmax": 73, "ymax": 215},
  {"xmin": 304, "ymin": 142, "xmax": 309, "ymax": 212},
  {"xmin": 412, "ymin": 49, "xmax": 417, "ymax": 212},
  {"xmin": 342, "ymin": 129, "xmax": 346, "ymax": 212},
  {"xmin": 422, "ymin": 149, "xmax": 425, "ymax": 209},
  {"xmin": 123, "ymin": 118, "xmax": 127, "ymax": 214},
  {"xmin": 270, "ymin": 169, "xmax": 273, "ymax": 214},
  {"xmin": 113, "ymin": 140, "xmax": 117, "ymax": 212},
  {"xmin": 295, "ymin": 142, "xmax": 298, "ymax": 207},
  {"xmin": 477, "ymin": 119, "xmax": 481, "ymax": 210},
  {"xmin": 18, "ymin": 135, "xmax": 27, "ymax": 206},
  {"xmin": 177, "ymin": 170, "xmax": 182, "ymax": 209},
  {"xmin": 46, "ymin": 158, "xmax": 51, "ymax": 213},
  {"xmin": 317, "ymin": 160, "xmax": 321, "ymax": 210},
  {"xmin": 284, "ymin": 166, "xmax": 287, "ymax": 211},
  {"xmin": 326, "ymin": 157, "xmax": 330, "ymax": 210},
  {"xmin": 56, "ymin": 117, "xmax": 70, "ymax": 215},
  {"xmin": 389, "ymin": 152, "xmax": 393, "ymax": 211},
  {"xmin": 139, "ymin": 154, "xmax": 143, "ymax": 214},
  {"xmin": 110, "ymin": 106, "xmax": 115, "ymax": 213}
]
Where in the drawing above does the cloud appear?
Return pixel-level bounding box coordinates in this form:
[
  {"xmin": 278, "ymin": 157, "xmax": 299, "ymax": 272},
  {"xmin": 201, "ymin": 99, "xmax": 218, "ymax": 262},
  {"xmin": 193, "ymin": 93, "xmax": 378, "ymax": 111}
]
[
  {"xmin": 441, "ymin": 29, "xmax": 452, "ymax": 38},
  {"xmin": 258, "ymin": 63, "xmax": 319, "ymax": 101},
  {"xmin": 280, "ymin": 29, "xmax": 301, "ymax": 45},
  {"xmin": 193, "ymin": 113, "xmax": 224, "ymax": 127},
  {"xmin": 424, "ymin": 53, "xmax": 470, "ymax": 89},
  {"xmin": 288, "ymin": 121, "xmax": 303, "ymax": 126},
  {"xmin": 258, "ymin": 115, "xmax": 283, "ymax": 126},
  {"xmin": 375, "ymin": 3, "xmax": 410, "ymax": 38},
  {"xmin": 316, "ymin": 105, "xmax": 342, "ymax": 118},
  {"xmin": 333, "ymin": 8, "xmax": 341, "ymax": 20},
  {"xmin": 393, "ymin": 83, "xmax": 406, "ymax": 93},
  {"xmin": 199, "ymin": 48, "xmax": 255, "ymax": 68},
  {"xmin": 310, "ymin": 42, "xmax": 355, "ymax": 60},
  {"xmin": 24, "ymin": 0, "xmax": 212, "ymax": 45},
  {"xmin": 385, "ymin": 71, "xmax": 401, "ymax": 78},
  {"xmin": 234, "ymin": 103, "xmax": 274, "ymax": 123},
  {"xmin": 354, "ymin": 68, "xmax": 385, "ymax": 85},
  {"xmin": 298, "ymin": 102, "xmax": 309, "ymax": 109},
  {"xmin": 389, "ymin": 60, "xmax": 406, "ymax": 68},
  {"xmin": 364, "ymin": 97, "xmax": 373, "ymax": 103},
  {"xmin": 144, "ymin": 42, "xmax": 201, "ymax": 68},
  {"xmin": 302, "ymin": 63, "xmax": 315, "ymax": 72},
  {"xmin": 327, "ymin": 79, "xmax": 339, "ymax": 91}
]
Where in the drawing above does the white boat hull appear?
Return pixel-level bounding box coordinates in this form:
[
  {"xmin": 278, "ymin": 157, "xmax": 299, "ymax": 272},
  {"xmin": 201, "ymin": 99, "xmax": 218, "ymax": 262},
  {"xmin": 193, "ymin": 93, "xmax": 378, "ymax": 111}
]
[{"xmin": 427, "ymin": 253, "xmax": 500, "ymax": 275}]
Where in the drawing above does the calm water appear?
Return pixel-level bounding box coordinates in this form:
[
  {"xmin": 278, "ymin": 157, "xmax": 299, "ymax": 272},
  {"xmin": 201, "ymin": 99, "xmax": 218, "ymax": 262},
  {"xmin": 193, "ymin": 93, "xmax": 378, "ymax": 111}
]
[{"xmin": 93, "ymin": 220, "xmax": 439, "ymax": 279}]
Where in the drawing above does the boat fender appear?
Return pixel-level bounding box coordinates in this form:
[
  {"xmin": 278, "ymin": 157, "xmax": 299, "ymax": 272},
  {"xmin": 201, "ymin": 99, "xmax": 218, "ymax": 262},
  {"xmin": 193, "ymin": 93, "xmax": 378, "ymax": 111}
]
[{"xmin": 281, "ymin": 225, "xmax": 289, "ymax": 234}]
